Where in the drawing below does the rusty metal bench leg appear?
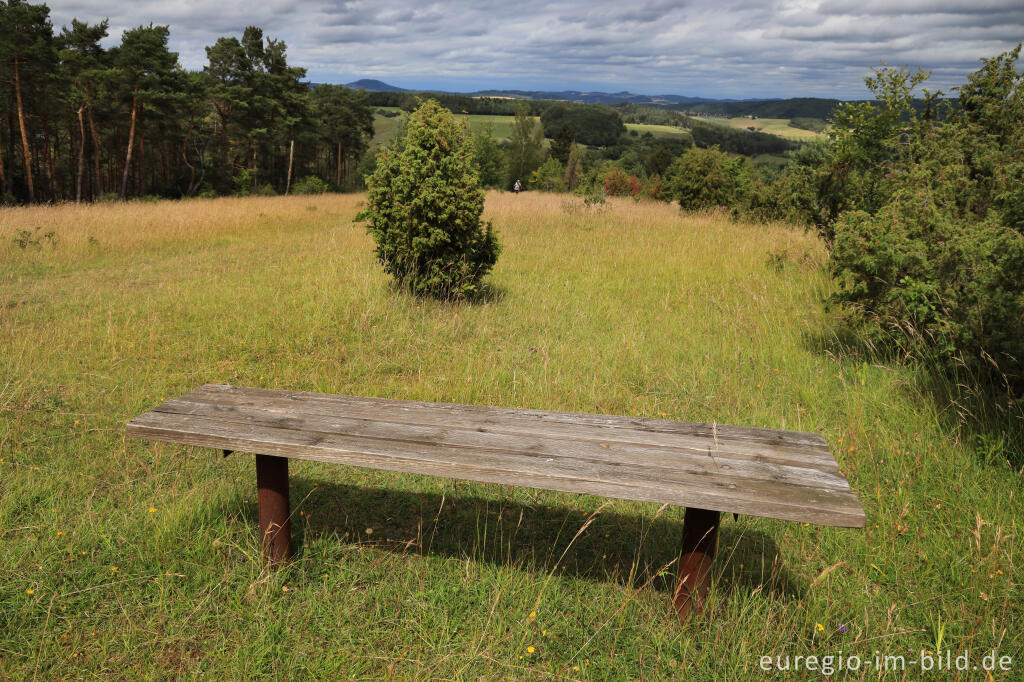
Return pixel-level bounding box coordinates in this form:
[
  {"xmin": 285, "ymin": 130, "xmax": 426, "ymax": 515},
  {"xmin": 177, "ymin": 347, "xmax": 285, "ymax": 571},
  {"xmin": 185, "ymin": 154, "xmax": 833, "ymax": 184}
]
[
  {"xmin": 256, "ymin": 454, "xmax": 292, "ymax": 565},
  {"xmin": 673, "ymin": 507, "xmax": 719, "ymax": 621}
]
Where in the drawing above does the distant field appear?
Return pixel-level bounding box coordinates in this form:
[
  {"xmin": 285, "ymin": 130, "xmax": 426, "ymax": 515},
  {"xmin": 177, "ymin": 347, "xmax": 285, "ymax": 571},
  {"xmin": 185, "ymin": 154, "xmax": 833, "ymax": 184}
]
[
  {"xmin": 372, "ymin": 110, "xmax": 528, "ymax": 142},
  {"xmin": 370, "ymin": 112, "xmax": 403, "ymax": 147},
  {"xmin": 715, "ymin": 117, "xmax": 825, "ymax": 139},
  {"xmin": 624, "ymin": 123, "xmax": 692, "ymax": 141},
  {"xmin": 455, "ymin": 114, "xmax": 535, "ymax": 141}
]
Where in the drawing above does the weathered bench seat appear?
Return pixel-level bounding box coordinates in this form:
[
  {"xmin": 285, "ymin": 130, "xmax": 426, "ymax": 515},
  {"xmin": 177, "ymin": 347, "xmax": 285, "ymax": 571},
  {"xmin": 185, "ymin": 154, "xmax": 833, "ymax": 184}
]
[{"xmin": 127, "ymin": 384, "xmax": 865, "ymax": 620}]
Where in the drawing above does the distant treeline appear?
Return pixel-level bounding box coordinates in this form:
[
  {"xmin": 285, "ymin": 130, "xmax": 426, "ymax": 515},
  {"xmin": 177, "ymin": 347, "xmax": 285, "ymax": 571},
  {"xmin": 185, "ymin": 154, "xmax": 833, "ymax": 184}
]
[
  {"xmin": 367, "ymin": 91, "xmax": 546, "ymax": 116},
  {"xmin": 0, "ymin": 1, "xmax": 375, "ymax": 204},
  {"xmin": 684, "ymin": 98, "xmax": 842, "ymax": 119}
]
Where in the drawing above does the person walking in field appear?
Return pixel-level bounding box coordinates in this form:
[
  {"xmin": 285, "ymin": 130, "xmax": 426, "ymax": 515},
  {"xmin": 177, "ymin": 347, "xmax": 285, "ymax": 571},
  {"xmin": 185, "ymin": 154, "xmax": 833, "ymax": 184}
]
[{"xmin": 513, "ymin": 179, "xmax": 522, "ymax": 195}]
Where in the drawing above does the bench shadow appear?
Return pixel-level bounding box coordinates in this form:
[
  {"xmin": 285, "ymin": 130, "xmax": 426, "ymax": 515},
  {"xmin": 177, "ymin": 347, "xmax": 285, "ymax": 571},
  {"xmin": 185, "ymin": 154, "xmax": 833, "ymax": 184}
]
[{"xmin": 238, "ymin": 478, "xmax": 805, "ymax": 602}]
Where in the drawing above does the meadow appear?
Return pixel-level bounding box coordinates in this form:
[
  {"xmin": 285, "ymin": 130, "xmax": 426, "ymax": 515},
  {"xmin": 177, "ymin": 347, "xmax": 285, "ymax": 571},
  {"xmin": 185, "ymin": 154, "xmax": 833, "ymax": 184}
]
[
  {"xmin": 623, "ymin": 123, "xmax": 691, "ymax": 141},
  {"xmin": 374, "ymin": 108, "xmax": 532, "ymax": 142},
  {"xmin": 1, "ymin": 193, "xmax": 1020, "ymax": 679},
  {"xmin": 716, "ymin": 117, "xmax": 824, "ymax": 140}
]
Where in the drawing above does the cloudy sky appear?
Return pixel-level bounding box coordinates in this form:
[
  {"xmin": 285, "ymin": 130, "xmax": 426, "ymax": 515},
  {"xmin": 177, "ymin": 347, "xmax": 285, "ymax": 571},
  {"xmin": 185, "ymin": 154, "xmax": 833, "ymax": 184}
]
[{"xmin": 44, "ymin": 0, "xmax": 1023, "ymax": 98}]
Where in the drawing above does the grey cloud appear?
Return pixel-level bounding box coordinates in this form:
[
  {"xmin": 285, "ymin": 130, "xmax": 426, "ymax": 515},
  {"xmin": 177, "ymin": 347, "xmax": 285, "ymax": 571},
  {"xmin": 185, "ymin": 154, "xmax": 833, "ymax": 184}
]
[{"xmin": 43, "ymin": 0, "xmax": 1024, "ymax": 98}]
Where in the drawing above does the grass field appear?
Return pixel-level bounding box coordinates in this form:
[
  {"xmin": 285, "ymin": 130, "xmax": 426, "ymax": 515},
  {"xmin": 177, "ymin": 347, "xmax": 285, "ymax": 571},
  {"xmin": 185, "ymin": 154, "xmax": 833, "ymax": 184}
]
[
  {"xmin": 715, "ymin": 117, "xmax": 826, "ymax": 140},
  {"xmin": 624, "ymin": 123, "xmax": 692, "ymax": 141},
  {"xmin": 1, "ymin": 193, "xmax": 1021, "ymax": 679},
  {"xmin": 373, "ymin": 109, "xmax": 529, "ymax": 142},
  {"xmin": 371, "ymin": 112, "xmax": 404, "ymax": 148}
]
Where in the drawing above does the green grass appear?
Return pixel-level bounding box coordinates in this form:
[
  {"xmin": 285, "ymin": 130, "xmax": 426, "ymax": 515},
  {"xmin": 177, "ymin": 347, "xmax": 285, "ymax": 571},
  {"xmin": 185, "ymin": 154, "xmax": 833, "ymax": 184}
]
[
  {"xmin": 371, "ymin": 112, "xmax": 403, "ymax": 147},
  {"xmin": 372, "ymin": 110, "xmax": 532, "ymax": 142},
  {"xmin": 1, "ymin": 193, "xmax": 1021, "ymax": 679},
  {"xmin": 624, "ymin": 123, "xmax": 692, "ymax": 141}
]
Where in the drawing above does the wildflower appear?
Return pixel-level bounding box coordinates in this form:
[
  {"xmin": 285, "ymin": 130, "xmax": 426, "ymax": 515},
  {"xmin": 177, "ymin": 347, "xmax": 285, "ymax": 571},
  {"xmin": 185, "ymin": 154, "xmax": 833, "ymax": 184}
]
[
  {"xmin": 529, "ymin": 611, "xmax": 536, "ymax": 619},
  {"xmin": 816, "ymin": 623, "xmax": 824, "ymax": 632},
  {"xmin": 148, "ymin": 507, "xmax": 157, "ymax": 513},
  {"xmin": 542, "ymin": 629, "xmax": 546, "ymax": 636},
  {"xmin": 365, "ymin": 527, "xmax": 373, "ymax": 535},
  {"xmin": 26, "ymin": 588, "xmax": 35, "ymax": 594},
  {"xmin": 110, "ymin": 566, "xmax": 118, "ymax": 572},
  {"xmin": 997, "ymin": 569, "xmax": 1004, "ymax": 575},
  {"xmin": 75, "ymin": 420, "xmax": 80, "ymax": 425},
  {"xmin": 837, "ymin": 622, "xmax": 847, "ymax": 633},
  {"xmin": 980, "ymin": 592, "xmax": 988, "ymax": 600},
  {"xmin": 282, "ymin": 586, "xmax": 289, "ymax": 592},
  {"xmin": 573, "ymin": 665, "xmax": 580, "ymax": 671},
  {"xmin": 57, "ymin": 531, "xmax": 63, "ymax": 536},
  {"xmin": 527, "ymin": 646, "xmax": 535, "ymax": 654}
]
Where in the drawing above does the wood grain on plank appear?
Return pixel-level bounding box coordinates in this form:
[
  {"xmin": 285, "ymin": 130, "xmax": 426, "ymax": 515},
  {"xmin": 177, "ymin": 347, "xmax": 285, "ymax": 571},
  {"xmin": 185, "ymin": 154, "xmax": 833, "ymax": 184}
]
[{"xmin": 127, "ymin": 384, "xmax": 866, "ymax": 528}]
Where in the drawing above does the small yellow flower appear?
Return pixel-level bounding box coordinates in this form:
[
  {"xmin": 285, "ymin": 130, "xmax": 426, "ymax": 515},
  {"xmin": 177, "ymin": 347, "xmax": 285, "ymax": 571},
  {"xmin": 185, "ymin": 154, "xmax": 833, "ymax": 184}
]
[
  {"xmin": 75, "ymin": 419, "xmax": 80, "ymax": 425},
  {"xmin": 529, "ymin": 611, "xmax": 536, "ymax": 619},
  {"xmin": 573, "ymin": 666, "xmax": 580, "ymax": 671},
  {"xmin": 56, "ymin": 531, "xmax": 63, "ymax": 536},
  {"xmin": 980, "ymin": 592, "xmax": 988, "ymax": 600},
  {"xmin": 997, "ymin": 569, "xmax": 1004, "ymax": 575},
  {"xmin": 110, "ymin": 566, "xmax": 118, "ymax": 572},
  {"xmin": 282, "ymin": 586, "xmax": 289, "ymax": 592},
  {"xmin": 527, "ymin": 646, "xmax": 535, "ymax": 654},
  {"xmin": 26, "ymin": 588, "xmax": 35, "ymax": 594},
  {"xmin": 541, "ymin": 629, "xmax": 547, "ymax": 636},
  {"xmin": 148, "ymin": 507, "xmax": 157, "ymax": 513},
  {"xmin": 816, "ymin": 623, "xmax": 824, "ymax": 631}
]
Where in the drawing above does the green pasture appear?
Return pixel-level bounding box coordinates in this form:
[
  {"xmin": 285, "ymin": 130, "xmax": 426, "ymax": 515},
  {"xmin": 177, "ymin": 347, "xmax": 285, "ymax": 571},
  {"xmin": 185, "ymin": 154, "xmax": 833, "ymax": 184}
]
[{"xmin": 624, "ymin": 123, "xmax": 692, "ymax": 141}]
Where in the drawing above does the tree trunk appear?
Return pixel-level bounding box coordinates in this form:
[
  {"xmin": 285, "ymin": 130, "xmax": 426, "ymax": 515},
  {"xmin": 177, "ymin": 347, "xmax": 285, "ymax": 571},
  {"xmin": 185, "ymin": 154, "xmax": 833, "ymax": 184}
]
[
  {"xmin": 182, "ymin": 113, "xmax": 196, "ymax": 196},
  {"xmin": 286, "ymin": 139, "xmax": 294, "ymax": 194},
  {"xmin": 40, "ymin": 113, "xmax": 58, "ymax": 201},
  {"xmin": 120, "ymin": 93, "xmax": 138, "ymax": 199},
  {"xmin": 0, "ymin": 130, "xmax": 7, "ymax": 196},
  {"xmin": 138, "ymin": 115, "xmax": 146, "ymax": 197},
  {"xmin": 336, "ymin": 140, "xmax": 342, "ymax": 187},
  {"xmin": 76, "ymin": 106, "xmax": 86, "ymax": 202},
  {"xmin": 13, "ymin": 59, "xmax": 35, "ymax": 203},
  {"xmin": 87, "ymin": 107, "xmax": 102, "ymax": 197}
]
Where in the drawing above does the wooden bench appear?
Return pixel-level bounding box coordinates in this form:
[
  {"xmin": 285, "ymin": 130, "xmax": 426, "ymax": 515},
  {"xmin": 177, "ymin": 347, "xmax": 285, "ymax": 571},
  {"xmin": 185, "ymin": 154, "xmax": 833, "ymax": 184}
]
[{"xmin": 126, "ymin": 384, "xmax": 865, "ymax": 620}]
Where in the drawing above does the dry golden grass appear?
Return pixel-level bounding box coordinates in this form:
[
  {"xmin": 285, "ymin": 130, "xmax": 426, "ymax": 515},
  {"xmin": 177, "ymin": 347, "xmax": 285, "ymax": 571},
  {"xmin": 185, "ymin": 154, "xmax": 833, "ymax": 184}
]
[{"xmin": 0, "ymin": 194, "xmax": 367, "ymax": 262}]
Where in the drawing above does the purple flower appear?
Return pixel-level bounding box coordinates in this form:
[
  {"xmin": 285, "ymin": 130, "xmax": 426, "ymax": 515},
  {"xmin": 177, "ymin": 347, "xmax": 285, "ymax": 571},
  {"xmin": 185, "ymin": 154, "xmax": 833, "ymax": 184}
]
[{"xmin": 836, "ymin": 622, "xmax": 847, "ymax": 634}]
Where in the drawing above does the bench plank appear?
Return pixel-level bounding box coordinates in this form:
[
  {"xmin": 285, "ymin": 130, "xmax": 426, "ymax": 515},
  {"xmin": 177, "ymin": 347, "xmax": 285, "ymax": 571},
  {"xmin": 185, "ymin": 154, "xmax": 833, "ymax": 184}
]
[{"xmin": 127, "ymin": 384, "xmax": 865, "ymax": 528}]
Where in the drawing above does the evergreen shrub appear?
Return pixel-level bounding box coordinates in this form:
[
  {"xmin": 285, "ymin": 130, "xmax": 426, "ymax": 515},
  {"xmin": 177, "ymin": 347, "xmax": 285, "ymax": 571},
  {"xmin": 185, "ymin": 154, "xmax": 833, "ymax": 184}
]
[{"xmin": 359, "ymin": 99, "xmax": 500, "ymax": 299}]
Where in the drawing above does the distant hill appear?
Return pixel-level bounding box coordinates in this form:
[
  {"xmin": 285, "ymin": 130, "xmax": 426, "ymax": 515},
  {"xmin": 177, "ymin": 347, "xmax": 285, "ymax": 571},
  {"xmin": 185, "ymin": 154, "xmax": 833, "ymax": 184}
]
[
  {"xmin": 344, "ymin": 79, "xmax": 773, "ymax": 105},
  {"xmin": 345, "ymin": 79, "xmax": 409, "ymax": 93}
]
